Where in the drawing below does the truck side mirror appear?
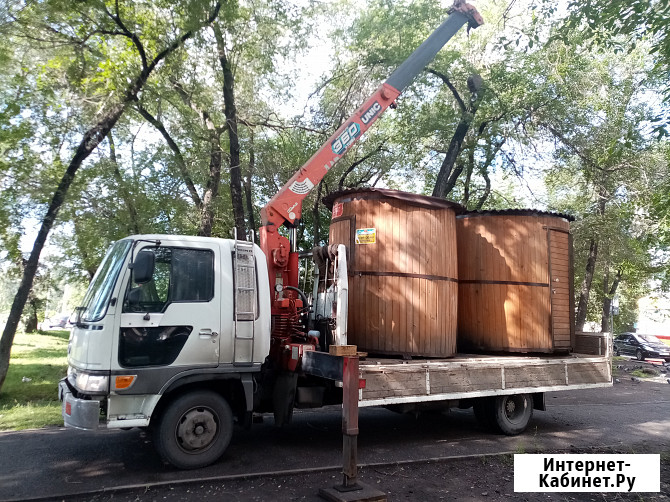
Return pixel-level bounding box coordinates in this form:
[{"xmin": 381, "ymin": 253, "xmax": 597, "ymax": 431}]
[{"xmin": 132, "ymin": 250, "xmax": 155, "ymax": 284}]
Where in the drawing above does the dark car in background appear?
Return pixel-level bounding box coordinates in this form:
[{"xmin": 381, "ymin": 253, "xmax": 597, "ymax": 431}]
[{"xmin": 613, "ymin": 332, "xmax": 670, "ymax": 362}]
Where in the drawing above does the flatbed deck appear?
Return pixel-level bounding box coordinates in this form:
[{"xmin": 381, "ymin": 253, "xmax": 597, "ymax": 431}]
[{"xmin": 358, "ymin": 352, "xmax": 612, "ymax": 406}]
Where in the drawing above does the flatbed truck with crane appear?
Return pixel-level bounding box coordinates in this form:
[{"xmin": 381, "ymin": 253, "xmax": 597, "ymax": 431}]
[{"xmin": 58, "ymin": 2, "xmax": 612, "ymax": 476}]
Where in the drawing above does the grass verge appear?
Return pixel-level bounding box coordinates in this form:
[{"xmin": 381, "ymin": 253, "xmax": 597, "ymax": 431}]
[
  {"xmin": 0, "ymin": 329, "xmax": 68, "ymax": 431},
  {"xmin": 629, "ymin": 368, "xmax": 660, "ymax": 379}
]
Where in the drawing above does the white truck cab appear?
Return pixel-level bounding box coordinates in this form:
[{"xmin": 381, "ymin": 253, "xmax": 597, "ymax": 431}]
[{"xmin": 59, "ymin": 235, "xmax": 271, "ymax": 468}]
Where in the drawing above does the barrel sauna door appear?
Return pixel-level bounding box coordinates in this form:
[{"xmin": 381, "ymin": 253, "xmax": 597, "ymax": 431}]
[{"xmin": 548, "ymin": 228, "xmax": 574, "ymax": 351}]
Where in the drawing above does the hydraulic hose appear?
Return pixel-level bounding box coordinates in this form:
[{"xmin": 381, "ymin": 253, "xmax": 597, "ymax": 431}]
[{"xmin": 283, "ymin": 285, "xmax": 309, "ymax": 308}]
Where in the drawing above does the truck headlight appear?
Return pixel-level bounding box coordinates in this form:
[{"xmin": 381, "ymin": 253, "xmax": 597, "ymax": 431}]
[{"xmin": 73, "ymin": 370, "xmax": 109, "ymax": 394}]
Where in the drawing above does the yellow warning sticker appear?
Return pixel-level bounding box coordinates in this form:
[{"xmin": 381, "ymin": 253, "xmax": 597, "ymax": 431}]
[{"xmin": 355, "ymin": 228, "xmax": 376, "ymax": 244}]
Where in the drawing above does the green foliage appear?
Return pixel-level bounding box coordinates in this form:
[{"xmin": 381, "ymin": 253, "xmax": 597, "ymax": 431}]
[
  {"xmin": 557, "ymin": 0, "xmax": 670, "ymax": 134},
  {"xmin": 562, "ymin": 0, "xmax": 670, "ymax": 63},
  {"xmin": 543, "ymin": 37, "xmax": 666, "ymax": 329},
  {"xmin": 0, "ymin": 0, "xmax": 229, "ymax": 281}
]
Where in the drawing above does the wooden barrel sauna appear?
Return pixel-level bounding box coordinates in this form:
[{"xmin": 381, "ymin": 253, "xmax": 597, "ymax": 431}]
[
  {"xmin": 325, "ymin": 188, "xmax": 462, "ymax": 358},
  {"xmin": 456, "ymin": 210, "xmax": 575, "ymax": 353}
]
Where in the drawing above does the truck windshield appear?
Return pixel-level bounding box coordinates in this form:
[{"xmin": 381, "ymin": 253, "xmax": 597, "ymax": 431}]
[{"xmin": 79, "ymin": 240, "xmax": 132, "ymax": 323}]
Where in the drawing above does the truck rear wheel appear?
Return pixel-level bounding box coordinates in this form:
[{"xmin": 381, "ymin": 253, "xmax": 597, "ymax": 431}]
[
  {"xmin": 492, "ymin": 394, "xmax": 533, "ymax": 435},
  {"xmin": 153, "ymin": 390, "xmax": 233, "ymax": 469}
]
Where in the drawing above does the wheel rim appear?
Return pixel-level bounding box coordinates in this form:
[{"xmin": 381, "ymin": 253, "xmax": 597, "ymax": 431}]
[
  {"xmin": 502, "ymin": 395, "xmax": 527, "ymax": 425},
  {"xmin": 174, "ymin": 406, "xmax": 219, "ymax": 454},
  {"xmin": 636, "ymin": 350, "xmax": 642, "ymax": 360}
]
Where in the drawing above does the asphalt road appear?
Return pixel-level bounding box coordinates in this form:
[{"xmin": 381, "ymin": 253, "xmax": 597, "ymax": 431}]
[{"xmin": 1, "ymin": 377, "xmax": 669, "ymax": 502}]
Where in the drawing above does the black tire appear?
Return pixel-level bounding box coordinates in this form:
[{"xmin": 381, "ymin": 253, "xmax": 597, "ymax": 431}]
[
  {"xmin": 614, "ymin": 347, "xmax": 620, "ymax": 356},
  {"xmin": 492, "ymin": 394, "xmax": 533, "ymax": 435},
  {"xmin": 636, "ymin": 349, "xmax": 645, "ymax": 361},
  {"xmin": 153, "ymin": 390, "xmax": 233, "ymax": 469}
]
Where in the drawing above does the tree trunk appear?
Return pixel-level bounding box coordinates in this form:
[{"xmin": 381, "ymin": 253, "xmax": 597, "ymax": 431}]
[
  {"xmin": 25, "ymin": 298, "xmax": 39, "ymax": 333},
  {"xmin": 428, "ymin": 71, "xmax": 483, "ymax": 200},
  {"xmin": 575, "ymin": 183, "xmax": 609, "ymax": 333},
  {"xmin": 475, "ymin": 167, "xmax": 491, "ymax": 210},
  {"xmin": 462, "ymin": 146, "xmax": 475, "ymax": 207},
  {"xmin": 244, "ymin": 129, "xmax": 257, "ymax": 241},
  {"xmin": 575, "ymin": 238, "xmax": 598, "ymax": 331},
  {"xmin": 171, "ymin": 88, "xmax": 223, "ymax": 238},
  {"xmin": 0, "ymin": 2, "xmax": 222, "ymax": 391},
  {"xmin": 442, "ymin": 162, "xmax": 465, "ymax": 197},
  {"xmin": 601, "ymin": 269, "xmax": 622, "ymax": 333},
  {"xmin": 198, "ymin": 127, "xmax": 223, "ymax": 237},
  {"xmin": 214, "ymin": 23, "xmax": 246, "ymax": 240},
  {"xmin": 431, "ymin": 116, "xmax": 472, "ymax": 198}
]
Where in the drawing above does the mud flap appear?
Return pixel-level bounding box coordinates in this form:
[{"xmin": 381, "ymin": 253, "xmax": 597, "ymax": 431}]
[{"xmin": 241, "ymin": 373, "xmax": 254, "ymax": 411}]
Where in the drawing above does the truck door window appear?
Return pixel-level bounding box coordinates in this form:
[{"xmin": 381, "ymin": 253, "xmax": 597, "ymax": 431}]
[
  {"xmin": 123, "ymin": 247, "xmax": 214, "ymax": 313},
  {"xmin": 172, "ymin": 248, "xmax": 214, "ymax": 302}
]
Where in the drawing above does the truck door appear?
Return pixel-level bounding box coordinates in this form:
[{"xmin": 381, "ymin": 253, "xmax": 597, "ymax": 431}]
[{"xmin": 118, "ymin": 244, "xmax": 221, "ymax": 369}]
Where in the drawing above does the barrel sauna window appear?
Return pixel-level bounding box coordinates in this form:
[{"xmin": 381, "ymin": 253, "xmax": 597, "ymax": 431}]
[
  {"xmin": 456, "ymin": 212, "xmax": 574, "ymax": 354},
  {"xmin": 327, "ymin": 189, "xmax": 461, "ymax": 358}
]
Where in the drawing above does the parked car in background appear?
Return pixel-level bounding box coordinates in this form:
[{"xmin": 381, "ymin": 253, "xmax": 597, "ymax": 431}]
[
  {"xmin": 613, "ymin": 332, "xmax": 670, "ymax": 362},
  {"xmin": 40, "ymin": 314, "xmax": 71, "ymax": 330}
]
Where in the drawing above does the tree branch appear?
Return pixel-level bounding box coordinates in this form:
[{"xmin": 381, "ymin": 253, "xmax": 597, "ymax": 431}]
[
  {"xmin": 107, "ymin": 132, "xmax": 140, "ymax": 233},
  {"xmin": 172, "ymin": 81, "xmax": 225, "ymax": 134},
  {"xmin": 134, "ymin": 103, "xmax": 203, "ymax": 210},
  {"xmin": 102, "ymin": 0, "xmax": 148, "ymax": 70},
  {"xmin": 239, "ymin": 115, "xmax": 327, "ymax": 136},
  {"xmin": 338, "ymin": 144, "xmax": 386, "ymax": 190},
  {"xmin": 427, "ymin": 68, "xmax": 466, "ymax": 112},
  {"xmin": 142, "ymin": 2, "xmax": 222, "ymax": 86}
]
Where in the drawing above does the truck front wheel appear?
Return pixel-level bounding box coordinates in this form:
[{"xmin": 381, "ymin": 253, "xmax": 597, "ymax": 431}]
[
  {"xmin": 492, "ymin": 394, "xmax": 533, "ymax": 435},
  {"xmin": 153, "ymin": 390, "xmax": 233, "ymax": 469}
]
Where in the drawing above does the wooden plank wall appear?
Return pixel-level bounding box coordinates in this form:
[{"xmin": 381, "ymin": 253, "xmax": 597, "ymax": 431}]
[
  {"xmin": 456, "ymin": 214, "xmax": 572, "ymax": 353},
  {"xmin": 574, "ymin": 333, "xmax": 609, "ymax": 355},
  {"xmin": 329, "ymin": 195, "xmax": 458, "ymax": 357},
  {"xmin": 359, "ymin": 357, "xmax": 611, "ymax": 402}
]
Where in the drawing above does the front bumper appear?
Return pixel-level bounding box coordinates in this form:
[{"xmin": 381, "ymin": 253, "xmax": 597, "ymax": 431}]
[{"xmin": 58, "ymin": 378, "xmax": 101, "ymax": 430}]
